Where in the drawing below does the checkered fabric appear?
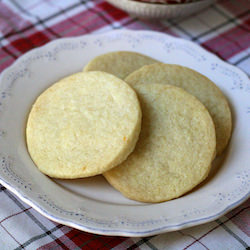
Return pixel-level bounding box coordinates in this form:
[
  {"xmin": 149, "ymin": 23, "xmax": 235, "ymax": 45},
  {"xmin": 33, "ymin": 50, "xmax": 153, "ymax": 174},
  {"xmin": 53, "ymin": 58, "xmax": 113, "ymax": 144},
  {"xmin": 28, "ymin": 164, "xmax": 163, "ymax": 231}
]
[
  {"xmin": 132, "ymin": 0, "xmax": 197, "ymax": 4},
  {"xmin": 0, "ymin": 0, "xmax": 249, "ymax": 249}
]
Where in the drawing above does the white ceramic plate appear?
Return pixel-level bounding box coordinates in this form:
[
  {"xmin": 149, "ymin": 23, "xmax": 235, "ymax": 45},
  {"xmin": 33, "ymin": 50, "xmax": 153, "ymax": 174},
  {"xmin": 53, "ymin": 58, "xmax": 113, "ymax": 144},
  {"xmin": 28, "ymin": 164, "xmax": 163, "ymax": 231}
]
[{"xmin": 0, "ymin": 30, "xmax": 249, "ymax": 237}]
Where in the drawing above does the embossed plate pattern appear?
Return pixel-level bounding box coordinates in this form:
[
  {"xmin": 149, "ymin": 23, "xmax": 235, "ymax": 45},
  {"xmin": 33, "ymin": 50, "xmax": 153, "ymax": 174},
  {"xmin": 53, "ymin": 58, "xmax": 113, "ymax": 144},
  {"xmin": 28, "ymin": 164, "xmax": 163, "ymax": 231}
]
[{"xmin": 0, "ymin": 30, "xmax": 249, "ymax": 236}]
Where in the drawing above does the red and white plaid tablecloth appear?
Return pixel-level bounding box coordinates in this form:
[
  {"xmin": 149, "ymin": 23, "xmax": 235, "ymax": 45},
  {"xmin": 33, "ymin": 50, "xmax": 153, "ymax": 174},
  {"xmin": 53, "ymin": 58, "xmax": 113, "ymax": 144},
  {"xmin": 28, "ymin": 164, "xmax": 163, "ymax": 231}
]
[{"xmin": 0, "ymin": 0, "xmax": 249, "ymax": 249}]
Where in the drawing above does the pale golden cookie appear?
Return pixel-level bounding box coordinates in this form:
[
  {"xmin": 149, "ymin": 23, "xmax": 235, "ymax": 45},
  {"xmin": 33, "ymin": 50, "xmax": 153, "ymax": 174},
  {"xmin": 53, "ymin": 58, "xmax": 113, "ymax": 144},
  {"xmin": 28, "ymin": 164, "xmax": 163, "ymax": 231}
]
[
  {"xmin": 125, "ymin": 63, "xmax": 232, "ymax": 155},
  {"xmin": 83, "ymin": 51, "xmax": 158, "ymax": 79},
  {"xmin": 26, "ymin": 71, "xmax": 142, "ymax": 179},
  {"xmin": 104, "ymin": 84, "xmax": 216, "ymax": 203}
]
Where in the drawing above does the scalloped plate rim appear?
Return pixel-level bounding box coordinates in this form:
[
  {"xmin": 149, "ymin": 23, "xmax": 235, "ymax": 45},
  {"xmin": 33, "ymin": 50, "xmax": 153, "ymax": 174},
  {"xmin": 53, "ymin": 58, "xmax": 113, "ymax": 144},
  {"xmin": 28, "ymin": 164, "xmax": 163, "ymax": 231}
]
[
  {"xmin": 0, "ymin": 177, "xmax": 249, "ymax": 237},
  {"xmin": 0, "ymin": 29, "xmax": 249, "ymax": 237}
]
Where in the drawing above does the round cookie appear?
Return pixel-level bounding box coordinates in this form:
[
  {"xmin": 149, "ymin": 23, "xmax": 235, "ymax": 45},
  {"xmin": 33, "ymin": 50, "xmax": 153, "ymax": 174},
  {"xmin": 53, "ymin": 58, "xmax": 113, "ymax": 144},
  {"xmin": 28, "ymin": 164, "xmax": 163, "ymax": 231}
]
[
  {"xmin": 83, "ymin": 51, "xmax": 158, "ymax": 79},
  {"xmin": 125, "ymin": 63, "xmax": 232, "ymax": 155},
  {"xmin": 26, "ymin": 71, "xmax": 142, "ymax": 179},
  {"xmin": 104, "ymin": 84, "xmax": 216, "ymax": 203}
]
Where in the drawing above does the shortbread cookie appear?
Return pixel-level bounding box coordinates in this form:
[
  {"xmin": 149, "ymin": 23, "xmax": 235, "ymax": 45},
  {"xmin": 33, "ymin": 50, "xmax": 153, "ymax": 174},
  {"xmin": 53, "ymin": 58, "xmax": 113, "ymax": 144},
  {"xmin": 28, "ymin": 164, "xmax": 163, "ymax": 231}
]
[
  {"xmin": 104, "ymin": 84, "xmax": 216, "ymax": 203},
  {"xmin": 26, "ymin": 71, "xmax": 142, "ymax": 179},
  {"xmin": 83, "ymin": 51, "xmax": 158, "ymax": 79},
  {"xmin": 125, "ymin": 63, "xmax": 232, "ymax": 155}
]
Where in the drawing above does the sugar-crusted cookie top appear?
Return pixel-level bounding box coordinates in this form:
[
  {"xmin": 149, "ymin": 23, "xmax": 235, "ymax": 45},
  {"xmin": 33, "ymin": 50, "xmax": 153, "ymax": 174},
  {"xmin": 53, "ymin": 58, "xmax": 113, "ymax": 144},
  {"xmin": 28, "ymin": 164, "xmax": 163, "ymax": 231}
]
[
  {"xmin": 83, "ymin": 51, "xmax": 158, "ymax": 79},
  {"xmin": 26, "ymin": 71, "xmax": 142, "ymax": 178},
  {"xmin": 104, "ymin": 84, "xmax": 216, "ymax": 202},
  {"xmin": 125, "ymin": 63, "xmax": 232, "ymax": 155}
]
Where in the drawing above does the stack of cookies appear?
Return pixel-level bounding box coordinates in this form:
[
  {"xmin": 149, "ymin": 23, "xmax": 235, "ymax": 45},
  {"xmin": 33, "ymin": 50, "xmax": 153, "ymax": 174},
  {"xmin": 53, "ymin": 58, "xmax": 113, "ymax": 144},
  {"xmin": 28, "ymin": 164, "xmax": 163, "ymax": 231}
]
[{"xmin": 26, "ymin": 51, "xmax": 232, "ymax": 203}]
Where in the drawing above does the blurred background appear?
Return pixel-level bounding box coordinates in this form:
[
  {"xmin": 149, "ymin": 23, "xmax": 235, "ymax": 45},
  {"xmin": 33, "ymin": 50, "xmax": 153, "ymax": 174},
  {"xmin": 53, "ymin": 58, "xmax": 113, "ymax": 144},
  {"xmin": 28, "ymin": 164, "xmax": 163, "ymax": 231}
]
[{"xmin": 0, "ymin": 0, "xmax": 249, "ymax": 75}]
